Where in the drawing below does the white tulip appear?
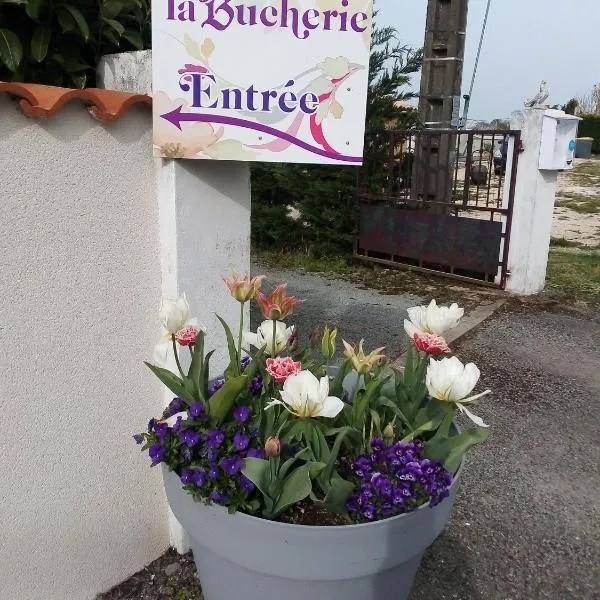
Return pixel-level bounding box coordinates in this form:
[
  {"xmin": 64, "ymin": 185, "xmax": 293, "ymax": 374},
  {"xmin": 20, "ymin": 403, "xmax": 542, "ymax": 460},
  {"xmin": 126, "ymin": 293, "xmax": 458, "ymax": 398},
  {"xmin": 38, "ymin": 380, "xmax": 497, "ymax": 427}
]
[
  {"xmin": 266, "ymin": 370, "xmax": 344, "ymax": 418},
  {"xmin": 425, "ymin": 356, "xmax": 490, "ymax": 428},
  {"xmin": 404, "ymin": 299, "xmax": 464, "ymax": 338},
  {"xmin": 244, "ymin": 320, "xmax": 294, "ymax": 356},
  {"xmin": 160, "ymin": 295, "xmax": 191, "ymax": 335}
]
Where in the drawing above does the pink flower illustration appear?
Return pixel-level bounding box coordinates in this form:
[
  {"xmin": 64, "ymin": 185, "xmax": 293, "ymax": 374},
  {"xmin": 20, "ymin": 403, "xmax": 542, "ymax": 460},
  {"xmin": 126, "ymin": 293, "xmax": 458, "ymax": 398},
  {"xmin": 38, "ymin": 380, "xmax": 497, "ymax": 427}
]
[{"xmin": 153, "ymin": 91, "xmax": 224, "ymax": 158}]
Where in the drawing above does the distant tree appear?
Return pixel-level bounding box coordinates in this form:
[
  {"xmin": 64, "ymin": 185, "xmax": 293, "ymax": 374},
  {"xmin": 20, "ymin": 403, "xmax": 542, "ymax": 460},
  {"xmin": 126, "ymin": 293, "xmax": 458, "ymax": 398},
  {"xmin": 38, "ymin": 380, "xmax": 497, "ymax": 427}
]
[
  {"xmin": 575, "ymin": 83, "xmax": 600, "ymax": 115},
  {"xmin": 562, "ymin": 99, "xmax": 581, "ymax": 115},
  {"xmin": 475, "ymin": 118, "xmax": 511, "ymax": 130}
]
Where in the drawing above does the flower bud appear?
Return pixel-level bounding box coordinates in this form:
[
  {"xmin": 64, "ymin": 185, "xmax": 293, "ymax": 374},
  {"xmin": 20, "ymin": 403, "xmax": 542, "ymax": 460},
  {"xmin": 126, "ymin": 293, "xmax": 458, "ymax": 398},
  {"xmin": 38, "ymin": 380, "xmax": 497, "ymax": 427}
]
[
  {"xmin": 160, "ymin": 295, "xmax": 190, "ymax": 335},
  {"xmin": 321, "ymin": 325, "xmax": 338, "ymax": 360},
  {"xmin": 264, "ymin": 436, "xmax": 281, "ymax": 458},
  {"xmin": 383, "ymin": 422, "xmax": 395, "ymax": 439}
]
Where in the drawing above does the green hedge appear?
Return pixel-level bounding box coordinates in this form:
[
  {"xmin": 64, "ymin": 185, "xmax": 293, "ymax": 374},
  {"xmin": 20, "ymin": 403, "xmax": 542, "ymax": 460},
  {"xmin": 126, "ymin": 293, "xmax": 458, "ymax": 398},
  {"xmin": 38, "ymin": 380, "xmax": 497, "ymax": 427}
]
[{"xmin": 578, "ymin": 115, "xmax": 600, "ymax": 153}]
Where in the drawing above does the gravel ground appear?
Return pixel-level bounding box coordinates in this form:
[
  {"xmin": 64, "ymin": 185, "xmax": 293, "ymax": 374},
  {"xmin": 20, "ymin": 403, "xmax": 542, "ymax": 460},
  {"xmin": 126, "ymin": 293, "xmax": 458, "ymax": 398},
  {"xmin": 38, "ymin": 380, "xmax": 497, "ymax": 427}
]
[
  {"xmin": 410, "ymin": 304, "xmax": 600, "ymax": 600},
  {"xmin": 101, "ymin": 273, "xmax": 600, "ymax": 600},
  {"xmin": 250, "ymin": 263, "xmax": 424, "ymax": 360}
]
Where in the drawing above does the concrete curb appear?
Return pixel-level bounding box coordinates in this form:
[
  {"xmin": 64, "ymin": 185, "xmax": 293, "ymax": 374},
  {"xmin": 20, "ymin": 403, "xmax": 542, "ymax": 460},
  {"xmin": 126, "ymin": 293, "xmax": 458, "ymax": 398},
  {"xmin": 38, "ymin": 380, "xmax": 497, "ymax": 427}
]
[{"xmin": 392, "ymin": 299, "xmax": 506, "ymax": 368}]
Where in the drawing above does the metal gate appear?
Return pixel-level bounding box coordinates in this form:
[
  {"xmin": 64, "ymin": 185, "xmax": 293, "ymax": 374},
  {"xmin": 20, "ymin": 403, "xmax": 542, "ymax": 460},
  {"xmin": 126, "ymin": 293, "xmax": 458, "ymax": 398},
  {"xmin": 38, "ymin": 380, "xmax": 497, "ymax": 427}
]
[{"xmin": 354, "ymin": 129, "xmax": 521, "ymax": 288}]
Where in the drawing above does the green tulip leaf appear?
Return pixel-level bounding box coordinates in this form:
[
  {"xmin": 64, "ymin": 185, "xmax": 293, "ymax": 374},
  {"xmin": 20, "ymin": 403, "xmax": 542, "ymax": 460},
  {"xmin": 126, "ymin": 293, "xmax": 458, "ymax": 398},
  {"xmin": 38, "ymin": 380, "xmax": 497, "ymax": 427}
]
[
  {"xmin": 323, "ymin": 475, "xmax": 354, "ymax": 515},
  {"xmin": 216, "ymin": 314, "xmax": 239, "ymax": 377},
  {"xmin": 273, "ymin": 464, "xmax": 312, "ymax": 515},
  {"xmin": 144, "ymin": 362, "xmax": 193, "ymax": 403},
  {"xmin": 207, "ymin": 374, "xmax": 249, "ymax": 424},
  {"xmin": 241, "ymin": 457, "xmax": 274, "ymax": 515},
  {"xmin": 424, "ymin": 426, "xmax": 491, "ymax": 474}
]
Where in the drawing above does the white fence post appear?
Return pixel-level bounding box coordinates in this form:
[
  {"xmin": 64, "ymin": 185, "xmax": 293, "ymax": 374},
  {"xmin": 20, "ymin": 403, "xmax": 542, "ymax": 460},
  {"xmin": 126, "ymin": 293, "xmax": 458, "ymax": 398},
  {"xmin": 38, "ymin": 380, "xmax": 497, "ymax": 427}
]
[
  {"xmin": 504, "ymin": 108, "xmax": 559, "ymax": 295},
  {"xmin": 99, "ymin": 50, "xmax": 252, "ymax": 553}
]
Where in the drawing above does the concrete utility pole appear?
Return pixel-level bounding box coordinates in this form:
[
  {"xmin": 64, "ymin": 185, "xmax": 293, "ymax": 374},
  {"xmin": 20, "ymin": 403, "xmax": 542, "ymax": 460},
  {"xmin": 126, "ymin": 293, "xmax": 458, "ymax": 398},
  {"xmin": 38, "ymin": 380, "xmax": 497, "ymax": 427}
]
[{"xmin": 414, "ymin": 0, "xmax": 469, "ymax": 207}]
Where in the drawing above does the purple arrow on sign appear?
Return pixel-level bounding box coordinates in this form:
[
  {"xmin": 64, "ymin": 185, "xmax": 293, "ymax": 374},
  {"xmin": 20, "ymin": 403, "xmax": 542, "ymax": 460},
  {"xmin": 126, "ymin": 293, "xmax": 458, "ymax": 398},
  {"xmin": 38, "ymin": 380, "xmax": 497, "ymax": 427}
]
[{"xmin": 160, "ymin": 106, "xmax": 363, "ymax": 163}]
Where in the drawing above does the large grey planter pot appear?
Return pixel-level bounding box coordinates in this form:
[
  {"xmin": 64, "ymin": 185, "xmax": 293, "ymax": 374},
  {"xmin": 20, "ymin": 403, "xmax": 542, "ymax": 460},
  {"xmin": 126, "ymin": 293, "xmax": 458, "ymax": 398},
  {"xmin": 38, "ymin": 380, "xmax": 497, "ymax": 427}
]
[{"xmin": 163, "ymin": 463, "xmax": 461, "ymax": 600}]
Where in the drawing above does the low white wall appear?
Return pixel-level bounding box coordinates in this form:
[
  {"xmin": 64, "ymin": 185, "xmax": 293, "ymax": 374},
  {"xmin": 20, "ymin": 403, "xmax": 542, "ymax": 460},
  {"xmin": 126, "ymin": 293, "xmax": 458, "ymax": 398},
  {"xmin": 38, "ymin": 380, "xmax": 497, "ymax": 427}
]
[
  {"xmin": 100, "ymin": 48, "xmax": 252, "ymax": 552},
  {"xmin": 0, "ymin": 96, "xmax": 169, "ymax": 599}
]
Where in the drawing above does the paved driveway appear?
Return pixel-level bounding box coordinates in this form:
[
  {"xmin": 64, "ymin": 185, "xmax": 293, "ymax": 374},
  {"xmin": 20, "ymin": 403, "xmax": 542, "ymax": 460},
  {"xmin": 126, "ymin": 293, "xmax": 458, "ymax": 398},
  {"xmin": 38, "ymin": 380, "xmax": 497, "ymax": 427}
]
[{"xmin": 410, "ymin": 305, "xmax": 600, "ymax": 600}]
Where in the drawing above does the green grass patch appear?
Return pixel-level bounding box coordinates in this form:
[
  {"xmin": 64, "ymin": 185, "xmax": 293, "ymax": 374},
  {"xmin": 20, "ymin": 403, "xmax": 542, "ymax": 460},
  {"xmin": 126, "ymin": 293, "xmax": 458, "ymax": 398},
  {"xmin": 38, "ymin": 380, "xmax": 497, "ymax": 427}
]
[
  {"xmin": 255, "ymin": 249, "xmax": 354, "ymax": 275},
  {"xmin": 555, "ymin": 192, "xmax": 600, "ymax": 214},
  {"xmin": 550, "ymin": 237, "xmax": 582, "ymax": 248},
  {"xmin": 566, "ymin": 159, "xmax": 600, "ymax": 186},
  {"xmin": 546, "ymin": 249, "xmax": 600, "ymax": 303}
]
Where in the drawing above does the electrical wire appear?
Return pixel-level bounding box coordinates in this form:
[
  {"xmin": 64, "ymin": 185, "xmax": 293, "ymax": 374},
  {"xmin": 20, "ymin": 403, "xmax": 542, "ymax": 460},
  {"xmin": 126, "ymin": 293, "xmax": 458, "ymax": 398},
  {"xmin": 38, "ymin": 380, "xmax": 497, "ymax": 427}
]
[{"xmin": 460, "ymin": 0, "xmax": 493, "ymax": 127}]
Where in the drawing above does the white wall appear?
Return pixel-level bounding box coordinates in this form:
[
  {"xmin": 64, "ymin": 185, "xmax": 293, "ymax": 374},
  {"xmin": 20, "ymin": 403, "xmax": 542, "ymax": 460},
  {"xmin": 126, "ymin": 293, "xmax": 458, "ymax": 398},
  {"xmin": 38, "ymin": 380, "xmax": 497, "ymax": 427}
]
[
  {"xmin": 98, "ymin": 50, "xmax": 152, "ymax": 95},
  {"xmin": 0, "ymin": 96, "xmax": 169, "ymax": 599}
]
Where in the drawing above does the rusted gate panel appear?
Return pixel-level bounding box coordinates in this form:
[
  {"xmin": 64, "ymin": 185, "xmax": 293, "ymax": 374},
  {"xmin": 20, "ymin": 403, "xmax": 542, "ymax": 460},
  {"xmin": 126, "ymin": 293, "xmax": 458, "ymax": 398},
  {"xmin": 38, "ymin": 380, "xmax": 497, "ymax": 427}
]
[{"xmin": 354, "ymin": 129, "xmax": 521, "ymax": 288}]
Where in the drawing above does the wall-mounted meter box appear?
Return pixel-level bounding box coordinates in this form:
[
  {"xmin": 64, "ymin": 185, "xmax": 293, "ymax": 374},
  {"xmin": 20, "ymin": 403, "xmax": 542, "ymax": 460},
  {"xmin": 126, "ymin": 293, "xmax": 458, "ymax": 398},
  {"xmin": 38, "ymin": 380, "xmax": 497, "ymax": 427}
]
[{"xmin": 539, "ymin": 109, "xmax": 581, "ymax": 171}]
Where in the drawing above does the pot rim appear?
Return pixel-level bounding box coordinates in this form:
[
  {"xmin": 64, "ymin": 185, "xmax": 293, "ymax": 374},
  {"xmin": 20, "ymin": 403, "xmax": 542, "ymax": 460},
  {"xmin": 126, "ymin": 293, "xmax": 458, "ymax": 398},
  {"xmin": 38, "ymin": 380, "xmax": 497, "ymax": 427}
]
[{"xmin": 164, "ymin": 455, "xmax": 464, "ymax": 532}]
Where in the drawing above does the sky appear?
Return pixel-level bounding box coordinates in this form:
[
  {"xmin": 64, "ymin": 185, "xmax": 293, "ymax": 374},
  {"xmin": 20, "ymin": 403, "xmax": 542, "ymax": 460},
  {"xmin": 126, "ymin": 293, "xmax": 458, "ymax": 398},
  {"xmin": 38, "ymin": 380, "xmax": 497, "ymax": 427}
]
[{"xmin": 376, "ymin": 0, "xmax": 598, "ymax": 121}]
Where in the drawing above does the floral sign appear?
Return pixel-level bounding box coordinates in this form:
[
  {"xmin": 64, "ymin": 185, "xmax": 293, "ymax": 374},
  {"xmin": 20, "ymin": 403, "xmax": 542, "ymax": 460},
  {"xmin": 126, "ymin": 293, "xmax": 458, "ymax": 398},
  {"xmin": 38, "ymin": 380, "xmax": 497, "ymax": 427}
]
[{"xmin": 152, "ymin": 0, "xmax": 373, "ymax": 163}]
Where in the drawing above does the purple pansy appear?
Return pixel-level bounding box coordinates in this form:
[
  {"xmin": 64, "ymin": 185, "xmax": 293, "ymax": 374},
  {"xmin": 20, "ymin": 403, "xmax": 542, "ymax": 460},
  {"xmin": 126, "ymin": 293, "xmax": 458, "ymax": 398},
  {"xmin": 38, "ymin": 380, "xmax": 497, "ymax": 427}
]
[
  {"xmin": 164, "ymin": 397, "xmax": 185, "ymax": 418},
  {"xmin": 233, "ymin": 405, "xmax": 251, "ymax": 423},
  {"xmin": 188, "ymin": 402, "xmax": 205, "ymax": 419},
  {"xmin": 181, "ymin": 429, "xmax": 201, "ymax": 448},
  {"xmin": 209, "ymin": 489, "xmax": 229, "ymax": 505},
  {"xmin": 250, "ymin": 376, "xmax": 263, "ymax": 395},
  {"xmin": 247, "ymin": 448, "xmax": 266, "ymax": 459},
  {"xmin": 154, "ymin": 422, "xmax": 169, "ymax": 439},
  {"xmin": 192, "ymin": 469, "xmax": 206, "ymax": 487},
  {"xmin": 172, "ymin": 416, "xmax": 183, "ymax": 433},
  {"xmin": 346, "ymin": 440, "xmax": 452, "ymax": 522},
  {"xmin": 149, "ymin": 443, "xmax": 166, "ymax": 465},
  {"xmin": 221, "ymin": 455, "xmax": 243, "ymax": 476},
  {"xmin": 240, "ymin": 475, "xmax": 255, "ymax": 493},
  {"xmin": 207, "ymin": 428, "xmax": 225, "ymax": 449},
  {"xmin": 209, "ymin": 378, "xmax": 225, "ymax": 396},
  {"xmin": 133, "ymin": 434, "xmax": 143, "ymax": 445},
  {"xmin": 233, "ymin": 431, "xmax": 250, "ymax": 451},
  {"xmin": 180, "ymin": 468, "xmax": 194, "ymax": 485}
]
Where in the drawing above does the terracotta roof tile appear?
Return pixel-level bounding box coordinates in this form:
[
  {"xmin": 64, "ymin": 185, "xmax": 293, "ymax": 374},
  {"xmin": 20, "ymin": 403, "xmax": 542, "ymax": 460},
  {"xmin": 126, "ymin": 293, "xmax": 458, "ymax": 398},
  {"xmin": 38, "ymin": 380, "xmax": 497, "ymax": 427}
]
[{"xmin": 0, "ymin": 82, "xmax": 151, "ymax": 122}]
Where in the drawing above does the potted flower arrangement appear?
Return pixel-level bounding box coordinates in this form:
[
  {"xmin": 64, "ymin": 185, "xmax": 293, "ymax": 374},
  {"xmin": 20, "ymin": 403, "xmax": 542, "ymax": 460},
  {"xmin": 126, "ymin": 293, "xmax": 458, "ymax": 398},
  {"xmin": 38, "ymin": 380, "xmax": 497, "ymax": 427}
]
[{"xmin": 135, "ymin": 274, "xmax": 491, "ymax": 600}]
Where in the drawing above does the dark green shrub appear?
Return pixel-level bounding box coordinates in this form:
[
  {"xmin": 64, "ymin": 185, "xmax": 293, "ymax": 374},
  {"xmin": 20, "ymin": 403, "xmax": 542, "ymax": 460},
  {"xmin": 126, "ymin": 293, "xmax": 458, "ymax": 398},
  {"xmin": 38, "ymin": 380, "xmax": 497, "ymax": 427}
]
[
  {"xmin": 578, "ymin": 115, "xmax": 600, "ymax": 153},
  {"xmin": 0, "ymin": 0, "xmax": 150, "ymax": 87}
]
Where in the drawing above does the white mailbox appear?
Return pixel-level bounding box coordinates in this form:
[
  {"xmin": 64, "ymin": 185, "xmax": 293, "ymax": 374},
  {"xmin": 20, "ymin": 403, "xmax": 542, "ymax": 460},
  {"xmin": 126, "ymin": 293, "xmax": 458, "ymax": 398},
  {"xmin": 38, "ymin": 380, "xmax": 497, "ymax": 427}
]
[{"xmin": 539, "ymin": 109, "xmax": 581, "ymax": 170}]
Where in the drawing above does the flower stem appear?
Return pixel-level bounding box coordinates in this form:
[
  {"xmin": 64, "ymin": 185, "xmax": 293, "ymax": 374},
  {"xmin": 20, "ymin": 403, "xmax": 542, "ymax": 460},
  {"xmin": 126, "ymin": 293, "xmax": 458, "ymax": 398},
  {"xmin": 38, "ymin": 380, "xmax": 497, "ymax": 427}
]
[
  {"xmin": 171, "ymin": 335, "xmax": 185, "ymax": 379},
  {"xmin": 237, "ymin": 302, "xmax": 245, "ymax": 375},
  {"xmin": 435, "ymin": 404, "xmax": 455, "ymax": 439}
]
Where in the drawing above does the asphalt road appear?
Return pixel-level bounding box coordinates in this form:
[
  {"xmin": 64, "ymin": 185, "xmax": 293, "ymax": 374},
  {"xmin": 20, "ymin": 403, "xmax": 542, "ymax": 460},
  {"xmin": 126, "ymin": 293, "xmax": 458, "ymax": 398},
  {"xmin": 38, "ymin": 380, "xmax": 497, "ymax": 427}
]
[
  {"xmin": 410, "ymin": 305, "xmax": 600, "ymax": 600},
  {"xmin": 250, "ymin": 264, "xmax": 423, "ymax": 361}
]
